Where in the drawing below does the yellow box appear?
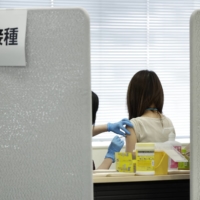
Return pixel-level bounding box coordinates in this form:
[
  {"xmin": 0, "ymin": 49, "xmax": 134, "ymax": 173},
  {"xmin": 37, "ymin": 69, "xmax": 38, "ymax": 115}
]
[
  {"xmin": 136, "ymin": 143, "xmax": 155, "ymax": 175},
  {"xmin": 115, "ymin": 152, "xmax": 135, "ymax": 173},
  {"xmin": 116, "ymin": 150, "xmax": 168, "ymax": 175}
]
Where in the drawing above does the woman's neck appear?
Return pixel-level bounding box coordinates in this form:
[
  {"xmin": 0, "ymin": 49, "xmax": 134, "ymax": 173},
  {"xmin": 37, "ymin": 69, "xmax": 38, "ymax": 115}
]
[
  {"xmin": 142, "ymin": 110, "xmax": 160, "ymax": 118},
  {"xmin": 142, "ymin": 105, "xmax": 160, "ymax": 118}
]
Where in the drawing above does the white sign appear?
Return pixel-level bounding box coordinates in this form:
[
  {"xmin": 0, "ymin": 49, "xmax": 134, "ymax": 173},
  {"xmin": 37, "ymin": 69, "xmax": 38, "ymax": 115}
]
[{"xmin": 0, "ymin": 10, "xmax": 27, "ymax": 66}]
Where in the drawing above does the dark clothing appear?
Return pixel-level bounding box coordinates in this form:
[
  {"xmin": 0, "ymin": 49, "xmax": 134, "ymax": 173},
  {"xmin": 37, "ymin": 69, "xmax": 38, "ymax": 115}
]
[{"xmin": 93, "ymin": 161, "xmax": 95, "ymax": 170}]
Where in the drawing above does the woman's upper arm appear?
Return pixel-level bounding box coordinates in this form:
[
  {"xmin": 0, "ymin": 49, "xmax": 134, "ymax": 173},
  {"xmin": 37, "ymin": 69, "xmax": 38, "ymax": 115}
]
[{"xmin": 125, "ymin": 126, "xmax": 137, "ymax": 153}]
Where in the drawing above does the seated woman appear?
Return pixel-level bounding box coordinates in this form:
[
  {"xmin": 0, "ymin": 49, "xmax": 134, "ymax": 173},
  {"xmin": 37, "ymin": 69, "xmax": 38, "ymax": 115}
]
[
  {"xmin": 92, "ymin": 91, "xmax": 132, "ymax": 169},
  {"xmin": 125, "ymin": 70, "xmax": 175, "ymax": 157}
]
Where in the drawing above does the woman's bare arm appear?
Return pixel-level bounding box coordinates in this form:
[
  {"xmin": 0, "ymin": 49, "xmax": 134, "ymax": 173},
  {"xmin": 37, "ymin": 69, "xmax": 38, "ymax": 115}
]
[
  {"xmin": 125, "ymin": 126, "xmax": 137, "ymax": 159},
  {"xmin": 92, "ymin": 124, "xmax": 108, "ymax": 136},
  {"xmin": 97, "ymin": 158, "xmax": 113, "ymax": 169}
]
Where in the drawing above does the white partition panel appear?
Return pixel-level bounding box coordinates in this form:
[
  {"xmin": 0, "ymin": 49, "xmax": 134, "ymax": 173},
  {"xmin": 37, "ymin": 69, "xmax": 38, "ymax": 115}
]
[
  {"xmin": 190, "ymin": 10, "xmax": 200, "ymax": 200},
  {"xmin": 0, "ymin": 9, "xmax": 92, "ymax": 200}
]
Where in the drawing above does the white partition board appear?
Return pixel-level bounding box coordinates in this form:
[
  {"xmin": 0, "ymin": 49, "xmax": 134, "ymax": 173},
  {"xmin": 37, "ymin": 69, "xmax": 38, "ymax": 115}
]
[
  {"xmin": 190, "ymin": 10, "xmax": 200, "ymax": 200},
  {"xmin": 0, "ymin": 9, "xmax": 92, "ymax": 200}
]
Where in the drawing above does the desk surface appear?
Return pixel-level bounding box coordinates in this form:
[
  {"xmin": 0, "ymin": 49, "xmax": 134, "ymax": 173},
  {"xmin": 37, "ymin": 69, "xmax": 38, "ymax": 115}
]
[{"xmin": 93, "ymin": 173, "xmax": 189, "ymax": 183}]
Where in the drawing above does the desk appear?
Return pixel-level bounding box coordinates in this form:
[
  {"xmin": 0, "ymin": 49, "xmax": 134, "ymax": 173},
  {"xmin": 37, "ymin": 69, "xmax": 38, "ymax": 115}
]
[{"xmin": 93, "ymin": 174, "xmax": 190, "ymax": 200}]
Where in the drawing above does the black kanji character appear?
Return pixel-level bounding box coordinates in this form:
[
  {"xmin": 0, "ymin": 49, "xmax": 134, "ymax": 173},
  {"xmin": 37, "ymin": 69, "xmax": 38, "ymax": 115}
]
[
  {"xmin": 9, "ymin": 27, "xmax": 18, "ymax": 45},
  {"xmin": 0, "ymin": 29, "xmax": 3, "ymax": 45},
  {"xmin": 4, "ymin": 28, "xmax": 9, "ymax": 46}
]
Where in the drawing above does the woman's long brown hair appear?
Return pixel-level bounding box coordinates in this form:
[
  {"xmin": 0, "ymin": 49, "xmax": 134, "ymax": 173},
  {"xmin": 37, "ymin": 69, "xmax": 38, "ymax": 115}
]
[{"xmin": 127, "ymin": 70, "xmax": 164, "ymax": 119}]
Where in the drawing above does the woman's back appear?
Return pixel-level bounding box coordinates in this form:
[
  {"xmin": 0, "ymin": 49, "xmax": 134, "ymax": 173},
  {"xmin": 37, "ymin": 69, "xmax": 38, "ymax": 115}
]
[
  {"xmin": 130, "ymin": 114, "xmax": 174, "ymax": 143},
  {"xmin": 125, "ymin": 70, "xmax": 175, "ymax": 154}
]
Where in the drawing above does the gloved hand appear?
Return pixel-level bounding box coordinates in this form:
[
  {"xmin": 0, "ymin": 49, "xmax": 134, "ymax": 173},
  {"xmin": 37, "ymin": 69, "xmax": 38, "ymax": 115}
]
[
  {"xmin": 105, "ymin": 136, "xmax": 124, "ymax": 163},
  {"xmin": 107, "ymin": 118, "xmax": 133, "ymax": 136}
]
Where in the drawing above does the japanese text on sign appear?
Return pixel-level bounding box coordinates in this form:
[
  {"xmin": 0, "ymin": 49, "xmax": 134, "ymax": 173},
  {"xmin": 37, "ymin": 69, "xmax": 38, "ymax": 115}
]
[
  {"xmin": 0, "ymin": 10, "xmax": 27, "ymax": 66},
  {"xmin": 0, "ymin": 28, "xmax": 18, "ymax": 45}
]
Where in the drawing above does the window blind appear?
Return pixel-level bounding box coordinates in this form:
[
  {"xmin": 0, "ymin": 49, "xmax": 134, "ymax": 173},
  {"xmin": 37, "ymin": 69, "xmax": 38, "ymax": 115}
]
[
  {"xmin": 0, "ymin": 1, "xmax": 51, "ymax": 8},
  {"xmin": 1, "ymin": 0, "xmax": 199, "ymax": 143}
]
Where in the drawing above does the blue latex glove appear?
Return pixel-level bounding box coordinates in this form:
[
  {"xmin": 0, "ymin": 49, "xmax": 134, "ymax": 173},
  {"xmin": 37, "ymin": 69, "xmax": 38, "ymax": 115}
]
[
  {"xmin": 107, "ymin": 118, "xmax": 133, "ymax": 136},
  {"xmin": 105, "ymin": 136, "xmax": 124, "ymax": 163}
]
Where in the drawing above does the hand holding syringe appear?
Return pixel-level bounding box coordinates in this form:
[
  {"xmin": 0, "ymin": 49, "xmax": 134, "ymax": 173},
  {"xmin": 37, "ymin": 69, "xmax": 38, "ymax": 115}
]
[{"xmin": 107, "ymin": 118, "xmax": 133, "ymax": 137}]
